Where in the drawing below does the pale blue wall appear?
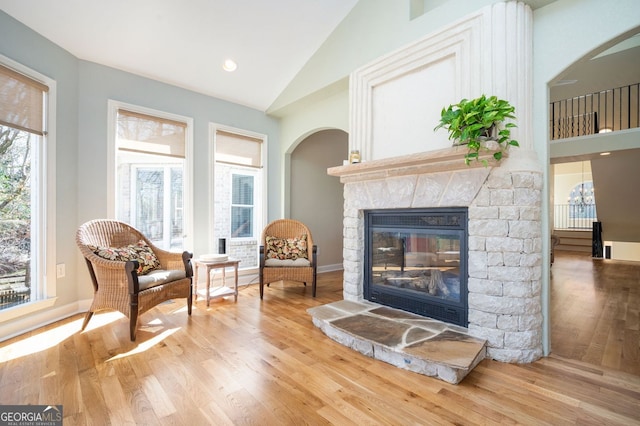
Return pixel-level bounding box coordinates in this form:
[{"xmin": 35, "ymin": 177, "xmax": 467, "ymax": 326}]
[
  {"xmin": 0, "ymin": 11, "xmax": 280, "ymax": 314},
  {"xmin": 0, "ymin": 10, "xmax": 80, "ymax": 308}
]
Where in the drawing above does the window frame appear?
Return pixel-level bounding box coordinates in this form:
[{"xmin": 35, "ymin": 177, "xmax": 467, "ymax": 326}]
[
  {"xmin": 0, "ymin": 54, "xmax": 57, "ymax": 323},
  {"xmin": 107, "ymin": 100, "xmax": 193, "ymax": 251},
  {"xmin": 209, "ymin": 123, "xmax": 267, "ymax": 270}
]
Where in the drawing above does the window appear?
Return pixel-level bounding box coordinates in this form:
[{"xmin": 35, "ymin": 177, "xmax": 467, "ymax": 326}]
[
  {"xmin": 568, "ymin": 180, "xmax": 597, "ymax": 219},
  {"xmin": 129, "ymin": 165, "xmax": 183, "ymax": 243},
  {"xmin": 212, "ymin": 127, "xmax": 265, "ymax": 269},
  {"xmin": 111, "ymin": 103, "xmax": 192, "ymax": 251},
  {"xmin": 231, "ymin": 174, "xmax": 254, "ymax": 238},
  {"xmin": 0, "ymin": 59, "xmax": 56, "ymax": 315}
]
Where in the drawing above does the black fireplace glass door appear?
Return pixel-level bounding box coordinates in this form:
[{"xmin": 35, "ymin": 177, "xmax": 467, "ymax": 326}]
[{"xmin": 370, "ymin": 230, "xmax": 461, "ymax": 303}]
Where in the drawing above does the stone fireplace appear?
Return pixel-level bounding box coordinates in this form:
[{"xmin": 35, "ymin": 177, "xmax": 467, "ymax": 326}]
[
  {"xmin": 310, "ymin": 1, "xmax": 543, "ymax": 373},
  {"xmin": 326, "ymin": 149, "xmax": 543, "ymax": 364}
]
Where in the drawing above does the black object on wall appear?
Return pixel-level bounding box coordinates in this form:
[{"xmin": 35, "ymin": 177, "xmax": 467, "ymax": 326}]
[
  {"xmin": 218, "ymin": 238, "xmax": 226, "ymax": 254},
  {"xmin": 592, "ymin": 221, "xmax": 603, "ymax": 258}
]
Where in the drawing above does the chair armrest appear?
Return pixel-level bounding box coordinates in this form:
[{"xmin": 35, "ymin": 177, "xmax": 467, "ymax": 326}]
[
  {"xmin": 182, "ymin": 251, "xmax": 193, "ymax": 278},
  {"xmin": 126, "ymin": 260, "xmax": 141, "ymax": 294},
  {"xmin": 312, "ymin": 245, "xmax": 318, "ymax": 267}
]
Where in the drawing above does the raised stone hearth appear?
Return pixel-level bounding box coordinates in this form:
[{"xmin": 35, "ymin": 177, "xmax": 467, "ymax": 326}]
[{"xmin": 308, "ymin": 300, "xmax": 486, "ymax": 384}]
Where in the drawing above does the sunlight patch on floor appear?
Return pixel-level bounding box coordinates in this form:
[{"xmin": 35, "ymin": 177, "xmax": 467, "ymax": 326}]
[
  {"xmin": 107, "ymin": 328, "xmax": 179, "ymax": 361},
  {"xmin": 0, "ymin": 311, "xmax": 127, "ymax": 362}
]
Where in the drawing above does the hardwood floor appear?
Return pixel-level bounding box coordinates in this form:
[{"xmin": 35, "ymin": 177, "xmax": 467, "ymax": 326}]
[
  {"xmin": 1, "ymin": 267, "xmax": 639, "ymax": 425},
  {"xmin": 551, "ymin": 251, "xmax": 640, "ymax": 375}
]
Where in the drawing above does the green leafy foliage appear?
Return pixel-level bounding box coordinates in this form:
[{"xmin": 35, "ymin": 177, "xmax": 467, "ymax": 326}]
[
  {"xmin": 0, "ymin": 126, "xmax": 31, "ymax": 220},
  {"xmin": 434, "ymin": 95, "xmax": 519, "ymax": 165},
  {"xmin": 0, "ymin": 126, "xmax": 31, "ymax": 279}
]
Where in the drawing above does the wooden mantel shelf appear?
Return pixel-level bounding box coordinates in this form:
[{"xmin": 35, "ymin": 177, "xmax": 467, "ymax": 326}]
[{"xmin": 327, "ymin": 146, "xmax": 501, "ymax": 183}]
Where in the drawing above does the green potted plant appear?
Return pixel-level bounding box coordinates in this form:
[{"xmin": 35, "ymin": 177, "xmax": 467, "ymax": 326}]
[{"xmin": 434, "ymin": 94, "xmax": 519, "ymax": 165}]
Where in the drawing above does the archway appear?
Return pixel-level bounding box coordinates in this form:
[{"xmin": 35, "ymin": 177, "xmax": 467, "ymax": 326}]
[
  {"xmin": 547, "ymin": 29, "xmax": 640, "ymax": 371},
  {"xmin": 289, "ymin": 129, "xmax": 348, "ymax": 271}
]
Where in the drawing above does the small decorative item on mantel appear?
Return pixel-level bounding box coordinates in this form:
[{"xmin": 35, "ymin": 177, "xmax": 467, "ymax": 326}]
[
  {"xmin": 349, "ymin": 150, "xmax": 361, "ymax": 164},
  {"xmin": 433, "ymin": 94, "xmax": 519, "ymax": 166}
]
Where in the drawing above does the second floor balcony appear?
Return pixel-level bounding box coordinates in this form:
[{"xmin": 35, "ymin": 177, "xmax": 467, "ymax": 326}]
[{"xmin": 550, "ymin": 83, "xmax": 639, "ymax": 140}]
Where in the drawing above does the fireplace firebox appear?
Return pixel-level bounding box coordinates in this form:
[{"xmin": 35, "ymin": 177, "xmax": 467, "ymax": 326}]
[{"xmin": 364, "ymin": 208, "xmax": 468, "ymax": 327}]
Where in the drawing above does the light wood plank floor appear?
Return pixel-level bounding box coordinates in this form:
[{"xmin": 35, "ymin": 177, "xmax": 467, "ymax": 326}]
[
  {"xmin": 551, "ymin": 251, "xmax": 640, "ymax": 375},
  {"xmin": 1, "ymin": 262, "xmax": 639, "ymax": 425}
]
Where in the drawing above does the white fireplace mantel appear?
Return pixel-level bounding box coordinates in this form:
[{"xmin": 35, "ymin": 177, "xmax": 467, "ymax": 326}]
[{"xmin": 328, "ymin": 145, "xmax": 504, "ymax": 184}]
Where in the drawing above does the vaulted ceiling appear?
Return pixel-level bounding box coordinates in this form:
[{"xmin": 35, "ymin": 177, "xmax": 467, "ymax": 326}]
[
  {"xmin": 1, "ymin": 0, "xmax": 636, "ymax": 113},
  {"xmin": 0, "ymin": 0, "xmax": 358, "ymax": 111}
]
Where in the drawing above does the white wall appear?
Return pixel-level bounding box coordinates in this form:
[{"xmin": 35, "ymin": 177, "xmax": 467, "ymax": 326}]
[
  {"xmin": 552, "ymin": 162, "xmax": 592, "ymax": 205},
  {"xmin": 608, "ymin": 242, "xmax": 640, "ymax": 262},
  {"xmin": 269, "ymin": 0, "xmax": 497, "ymax": 117}
]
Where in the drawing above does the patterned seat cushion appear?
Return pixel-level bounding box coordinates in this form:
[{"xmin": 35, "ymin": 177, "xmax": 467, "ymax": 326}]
[
  {"xmin": 265, "ymin": 234, "xmax": 308, "ymax": 260},
  {"xmin": 88, "ymin": 240, "xmax": 160, "ymax": 275}
]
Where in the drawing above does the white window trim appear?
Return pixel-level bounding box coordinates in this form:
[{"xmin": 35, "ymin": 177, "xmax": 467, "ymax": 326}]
[
  {"xmin": 0, "ymin": 54, "xmax": 57, "ymax": 323},
  {"xmin": 209, "ymin": 123, "xmax": 268, "ymax": 268},
  {"xmin": 107, "ymin": 100, "xmax": 194, "ymax": 250}
]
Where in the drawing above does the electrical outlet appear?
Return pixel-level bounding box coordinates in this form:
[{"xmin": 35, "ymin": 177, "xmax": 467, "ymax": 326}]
[{"xmin": 56, "ymin": 263, "xmax": 65, "ymax": 278}]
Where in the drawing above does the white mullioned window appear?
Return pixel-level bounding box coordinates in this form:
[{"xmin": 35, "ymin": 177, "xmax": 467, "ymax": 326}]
[
  {"xmin": 109, "ymin": 101, "xmax": 193, "ymax": 251},
  {"xmin": 0, "ymin": 56, "xmax": 57, "ymax": 321},
  {"xmin": 211, "ymin": 126, "xmax": 266, "ymax": 269}
]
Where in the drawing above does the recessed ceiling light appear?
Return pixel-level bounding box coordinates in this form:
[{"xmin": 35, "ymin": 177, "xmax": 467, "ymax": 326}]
[
  {"xmin": 223, "ymin": 59, "xmax": 237, "ymax": 72},
  {"xmin": 600, "ymin": 152, "xmax": 611, "ymax": 156}
]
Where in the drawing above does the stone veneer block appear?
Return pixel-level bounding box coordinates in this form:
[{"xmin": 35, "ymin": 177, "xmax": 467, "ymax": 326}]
[
  {"xmin": 331, "ymin": 314, "xmax": 411, "ymax": 347},
  {"xmin": 403, "ymin": 330, "xmax": 486, "ymax": 369},
  {"xmin": 439, "ymin": 168, "xmax": 490, "ymax": 206},
  {"xmin": 413, "ymin": 172, "xmax": 450, "ymax": 206}
]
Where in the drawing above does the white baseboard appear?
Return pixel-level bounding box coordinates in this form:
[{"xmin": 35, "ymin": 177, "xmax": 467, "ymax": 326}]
[
  {"xmin": 0, "ymin": 298, "xmax": 92, "ymax": 343},
  {"xmin": 318, "ymin": 263, "xmax": 343, "ymax": 273}
]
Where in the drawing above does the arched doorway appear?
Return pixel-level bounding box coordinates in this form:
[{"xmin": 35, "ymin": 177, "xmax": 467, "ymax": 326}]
[
  {"xmin": 290, "ymin": 129, "xmax": 348, "ymax": 271},
  {"xmin": 548, "ymin": 29, "xmax": 640, "ymax": 373}
]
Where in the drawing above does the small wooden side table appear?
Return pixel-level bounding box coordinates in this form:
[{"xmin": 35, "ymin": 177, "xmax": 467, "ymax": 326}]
[{"xmin": 193, "ymin": 258, "xmax": 240, "ymax": 306}]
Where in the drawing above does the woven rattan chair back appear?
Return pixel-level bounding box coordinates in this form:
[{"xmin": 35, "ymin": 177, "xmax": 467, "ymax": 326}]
[
  {"xmin": 259, "ymin": 219, "xmax": 317, "ymax": 299},
  {"xmin": 76, "ymin": 219, "xmax": 193, "ymax": 341}
]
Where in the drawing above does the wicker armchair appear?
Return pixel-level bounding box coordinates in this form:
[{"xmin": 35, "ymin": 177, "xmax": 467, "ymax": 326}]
[
  {"xmin": 76, "ymin": 219, "xmax": 193, "ymax": 341},
  {"xmin": 259, "ymin": 219, "xmax": 317, "ymax": 299}
]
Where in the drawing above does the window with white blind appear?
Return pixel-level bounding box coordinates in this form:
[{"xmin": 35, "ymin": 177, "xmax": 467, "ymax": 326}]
[
  {"xmin": 111, "ymin": 103, "xmax": 192, "ymax": 251},
  {"xmin": 212, "ymin": 127, "xmax": 265, "ymax": 269},
  {"xmin": 0, "ymin": 59, "xmax": 56, "ymax": 316}
]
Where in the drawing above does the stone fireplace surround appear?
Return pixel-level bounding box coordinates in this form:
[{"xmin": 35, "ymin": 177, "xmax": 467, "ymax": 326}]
[
  {"xmin": 326, "ymin": 148, "xmax": 544, "ymax": 364},
  {"xmin": 313, "ymin": 1, "xmax": 544, "ymax": 365}
]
